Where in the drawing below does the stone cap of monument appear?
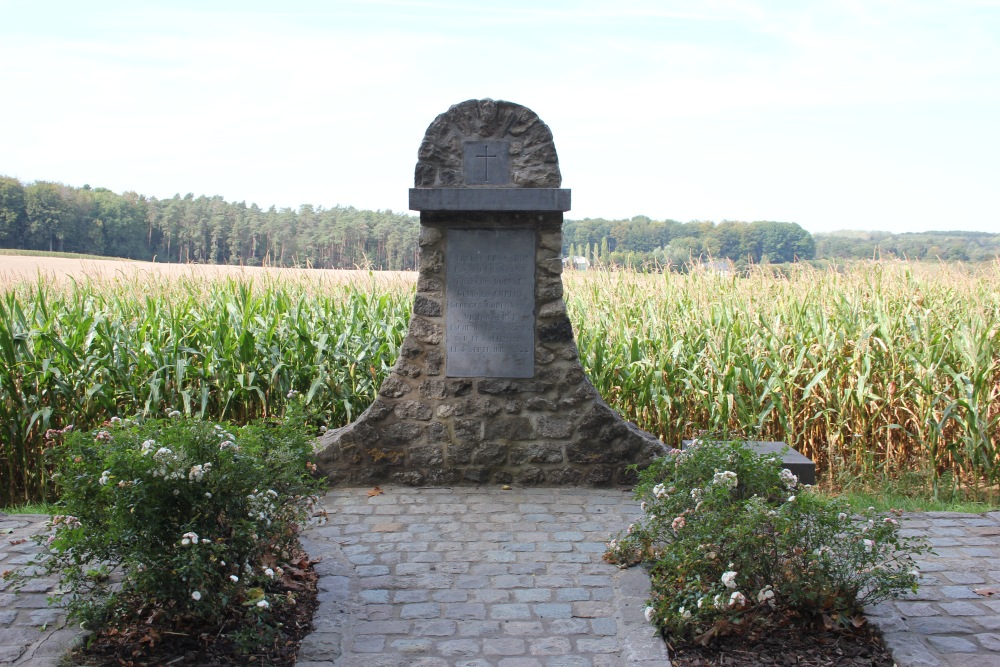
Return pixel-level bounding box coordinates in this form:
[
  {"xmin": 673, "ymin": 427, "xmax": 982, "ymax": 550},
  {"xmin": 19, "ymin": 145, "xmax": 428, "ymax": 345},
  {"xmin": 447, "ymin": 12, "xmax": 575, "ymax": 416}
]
[{"xmin": 409, "ymin": 98, "xmax": 571, "ymax": 212}]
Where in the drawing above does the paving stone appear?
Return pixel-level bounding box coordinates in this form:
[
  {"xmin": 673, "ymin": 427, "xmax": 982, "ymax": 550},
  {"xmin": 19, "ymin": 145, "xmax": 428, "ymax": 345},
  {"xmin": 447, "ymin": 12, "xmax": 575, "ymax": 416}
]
[
  {"xmin": 926, "ymin": 635, "xmax": 978, "ymax": 652},
  {"xmin": 939, "ymin": 601, "xmax": 986, "ymax": 616},
  {"xmin": 879, "ymin": 634, "xmax": 942, "ymax": 667},
  {"xmin": 352, "ymin": 634, "xmax": 387, "ymax": 652},
  {"xmin": 907, "ymin": 616, "xmax": 977, "ymax": 634},
  {"xmin": 491, "ymin": 603, "xmax": 532, "ymax": 620},
  {"xmin": 941, "ymin": 571, "xmax": 987, "ymax": 585},
  {"xmin": 529, "ymin": 636, "xmax": 572, "ymax": 655},
  {"xmin": 484, "ymin": 637, "xmax": 527, "ymax": 655},
  {"xmin": 437, "ymin": 639, "xmax": 480, "ymax": 657},
  {"xmin": 390, "ymin": 638, "xmax": 434, "ymax": 652},
  {"xmin": 974, "ymin": 633, "xmax": 1000, "ymax": 651},
  {"xmin": 575, "ymin": 637, "xmax": 619, "ymax": 653},
  {"xmin": 897, "ymin": 601, "xmax": 942, "ymax": 617},
  {"xmin": 503, "ymin": 621, "xmax": 545, "ymax": 636},
  {"xmin": 939, "ymin": 585, "xmax": 983, "ymax": 599}
]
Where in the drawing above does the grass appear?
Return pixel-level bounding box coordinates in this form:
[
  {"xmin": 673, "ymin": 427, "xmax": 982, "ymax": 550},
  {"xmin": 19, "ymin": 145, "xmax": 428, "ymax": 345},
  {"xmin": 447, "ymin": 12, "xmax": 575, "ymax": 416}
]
[
  {"xmin": 1, "ymin": 260, "xmax": 998, "ymax": 507},
  {"xmin": 0, "ymin": 502, "xmax": 57, "ymax": 515}
]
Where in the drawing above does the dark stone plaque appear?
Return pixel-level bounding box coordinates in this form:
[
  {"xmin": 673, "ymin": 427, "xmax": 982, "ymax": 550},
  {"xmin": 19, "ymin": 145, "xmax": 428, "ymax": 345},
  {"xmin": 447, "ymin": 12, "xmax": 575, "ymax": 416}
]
[
  {"xmin": 464, "ymin": 141, "xmax": 510, "ymax": 185},
  {"xmin": 446, "ymin": 229, "xmax": 535, "ymax": 377}
]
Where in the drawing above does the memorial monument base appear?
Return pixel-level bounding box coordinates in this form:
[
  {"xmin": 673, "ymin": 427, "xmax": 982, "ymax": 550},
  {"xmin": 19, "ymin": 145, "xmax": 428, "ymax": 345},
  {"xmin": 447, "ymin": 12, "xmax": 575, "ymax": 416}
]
[{"xmin": 315, "ymin": 98, "xmax": 668, "ymax": 487}]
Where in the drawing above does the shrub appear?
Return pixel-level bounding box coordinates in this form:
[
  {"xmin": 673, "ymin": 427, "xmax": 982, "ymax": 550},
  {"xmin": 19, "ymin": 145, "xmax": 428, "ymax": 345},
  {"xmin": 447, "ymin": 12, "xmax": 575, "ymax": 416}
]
[
  {"xmin": 30, "ymin": 411, "xmax": 325, "ymax": 633},
  {"xmin": 605, "ymin": 440, "xmax": 930, "ymax": 642}
]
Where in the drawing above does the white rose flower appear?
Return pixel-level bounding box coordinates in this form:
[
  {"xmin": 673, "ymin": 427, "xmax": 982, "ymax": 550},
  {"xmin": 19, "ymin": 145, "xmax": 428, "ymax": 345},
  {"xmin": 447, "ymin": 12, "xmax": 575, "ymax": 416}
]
[
  {"xmin": 721, "ymin": 570, "xmax": 738, "ymax": 589},
  {"xmin": 191, "ymin": 591, "xmax": 202, "ymax": 601},
  {"xmin": 644, "ymin": 606, "xmax": 655, "ymax": 623}
]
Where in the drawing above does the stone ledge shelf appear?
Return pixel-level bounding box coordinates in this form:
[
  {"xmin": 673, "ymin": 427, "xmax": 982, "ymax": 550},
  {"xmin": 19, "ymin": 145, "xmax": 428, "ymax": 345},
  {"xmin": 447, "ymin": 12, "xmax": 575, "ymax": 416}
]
[
  {"xmin": 683, "ymin": 440, "xmax": 817, "ymax": 485},
  {"xmin": 409, "ymin": 188, "xmax": 571, "ymax": 212}
]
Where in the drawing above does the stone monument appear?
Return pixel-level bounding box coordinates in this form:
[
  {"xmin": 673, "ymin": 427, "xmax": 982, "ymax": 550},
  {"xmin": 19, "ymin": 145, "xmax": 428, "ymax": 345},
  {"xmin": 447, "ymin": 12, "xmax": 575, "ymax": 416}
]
[{"xmin": 315, "ymin": 98, "xmax": 667, "ymax": 486}]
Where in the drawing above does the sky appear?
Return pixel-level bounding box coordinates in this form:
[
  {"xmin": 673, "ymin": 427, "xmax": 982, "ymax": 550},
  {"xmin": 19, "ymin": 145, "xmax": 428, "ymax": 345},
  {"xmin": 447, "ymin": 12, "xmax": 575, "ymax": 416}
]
[{"xmin": 1, "ymin": 1, "xmax": 998, "ymax": 235}]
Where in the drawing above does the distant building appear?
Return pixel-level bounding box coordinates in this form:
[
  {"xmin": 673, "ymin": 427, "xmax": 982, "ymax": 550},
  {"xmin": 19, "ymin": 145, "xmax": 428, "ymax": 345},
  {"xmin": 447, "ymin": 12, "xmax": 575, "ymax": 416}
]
[
  {"xmin": 562, "ymin": 256, "xmax": 591, "ymax": 270},
  {"xmin": 691, "ymin": 259, "xmax": 734, "ymax": 275}
]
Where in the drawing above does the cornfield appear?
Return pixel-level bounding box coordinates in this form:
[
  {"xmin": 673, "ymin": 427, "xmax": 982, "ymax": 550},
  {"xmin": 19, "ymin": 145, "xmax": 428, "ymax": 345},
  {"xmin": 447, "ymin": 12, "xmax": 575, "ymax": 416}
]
[{"xmin": 1, "ymin": 261, "xmax": 998, "ymax": 505}]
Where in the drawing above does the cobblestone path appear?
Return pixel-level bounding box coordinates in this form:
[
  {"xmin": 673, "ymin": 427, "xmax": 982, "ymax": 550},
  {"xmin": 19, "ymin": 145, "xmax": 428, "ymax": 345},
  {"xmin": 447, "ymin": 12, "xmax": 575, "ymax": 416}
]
[
  {"xmin": 866, "ymin": 510, "xmax": 1000, "ymax": 667},
  {"xmin": 4, "ymin": 499, "xmax": 1000, "ymax": 666},
  {"xmin": 0, "ymin": 515, "xmax": 76, "ymax": 667},
  {"xmin": 295, "ymin": 487, "xmax": 668, "ymax": 667}
]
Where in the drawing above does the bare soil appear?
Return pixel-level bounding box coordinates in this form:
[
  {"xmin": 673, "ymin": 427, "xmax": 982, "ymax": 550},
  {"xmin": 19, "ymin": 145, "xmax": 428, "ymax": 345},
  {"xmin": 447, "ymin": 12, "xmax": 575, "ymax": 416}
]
[
  {"xmin": 669, "ymin": 620, "xmax": 895, "ymax": 666},
  {"xmin": 66, "ymin": 551, "xmax": 319, "ymax": 667}
]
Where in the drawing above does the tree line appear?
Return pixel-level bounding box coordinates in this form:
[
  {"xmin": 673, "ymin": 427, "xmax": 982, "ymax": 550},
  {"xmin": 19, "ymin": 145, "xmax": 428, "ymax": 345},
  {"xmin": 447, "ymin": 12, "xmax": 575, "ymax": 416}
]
[
  {"xmin": 0, "ymin": 177, "xmax": 419, "ymax": 270},
  {"xmin": 1, "ymin": 177, "xmax": 997, "ymax": 268}
]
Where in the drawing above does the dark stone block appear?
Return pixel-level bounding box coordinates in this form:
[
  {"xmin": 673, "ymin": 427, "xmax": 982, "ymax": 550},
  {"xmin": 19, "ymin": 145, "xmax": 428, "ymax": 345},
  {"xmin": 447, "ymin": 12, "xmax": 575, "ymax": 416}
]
[
  {"xmin": 454, "ymin": 419, "xmax": 483, "ymax": 442},
  {"xmin": 419, "ymin": 380, "xmax": 447, "ymax": 400},
  {"xmin": 467, "ymin": 397, "xmax": 503, "ymax": 417},
  {"xmin": 515, "ymin": 467, "xmax": 546, "ymax": 486},
  {"xmin": 341, "ymin": 422, "xmax": 380, "ymax": 447},
  {"xmin": 425, "ymin": 349, "xmax": 443, "ymax": 375},
  {"xmin": 446, "ymin": 379, "xmax": 474, "ymax": 397},
  {"xmin": 350, "ymin": 468, "xmax": 382, "ymax": 485},
  {"xmin": 428, "ymin": 422, "xmax": 449, "ymax": 443},
  {"xmin": 537, "ymin": 417, "xmax": 573, "ymax": 439},
  {"xmin": 562, "ymin": 367, "xmax": 586, "ymax": 387},
  {"xmin": 463, "ymin": 467, "xmax": 490, "ymax": 483},
  {"xmin": 381, "ymin": 423, "xmax": 424, "ymax": 446},
  {"xmin": 585, "ymin": 465, "xmax": 613, "ymax": 486},
  {"xmin": 484, "ymin": 417, "xmax": 533, "ymax": 441},
  {"xmin": 413, "ymin": 295, "xmax": 442, "ymax": 317},
  {"xmin": 535, "ymin": 367, "xmax": 562, "ymax": 383},
  {"xmin": 399, "ymin": 339, "xmax": 423, "ymax": 359},
  {"xmin": 546, "ymin": 468, "xmax": 581, "ymax": 485},
  {"xmin": 617, "ymin": 466, "xmax": 640, "ymax": 485},
  {"xmin": 537, "ymin": 283, "xmax": 563, "ymax": 301},
  {"xmin": 559, "ymin": 383, "xmax": 597, "ymax": 408},
  {"xmin": 436, "ymin": 403, "xmax": 464, "ymax": 418},
  {"xmin": 379, "ymin": 377, "xmax": 410, "ymax": 399},
  {"xmin": 477, "ymin": 379, "xmax": 519, "ymax": 395},
  {"xmin": 410, "ymin": 316, "xmax": 443, "ymax": 345},
  {"xmin": 395, "ymin": 363, "xmax": 422, "ymax": 378},
  {"xmin": 473, "ymin": 443, "xmax": 508, "ymax": 466},
  {"xmin": 392, "ymin": 470, "xmax": 425, "ymax": 486},
  {"xmin": 408, "ymin": 445, "xmax": 443, "ymax": 467},
  {"xmin": 566, "ymin": 443, "xmax": 615, "ymax": 464},
  {"xmin": 503, "ymin": 400, "xmax": 522, "ymax": 414},
  {"xmin": 427, "ymin": 468, "xmax": 462, "ymax": 485},
  {"xmin": 449, "ymin": 443, "xmax": 474, "ymax": 465},
  {"xmin": 577, "ymin": 402, "xmax": 628, "ymax": 443},
  {"xmin": 366, "ymin": 399, "xmax": 394, "ymax": 421},
  {"xmin": 394, "ymin": 401, "xmax": 433, "ymax": 421},
  {"xmin": 417, "ymin": 276, "xmax": 443, "ymax": 294},
  {"xmin": 415, "ymin": 163, "xmax": 436, "ymax": 187},
  {"xmin": 525, "ymin": 397, "xmax": 558, "ymax": 412},
  {"xmin": 494, "ymin": 471, "xmax": 513, "ymax": 484},
  {"xmin": 510, "ymin": 443, "xmax": 564, "ymax": 465},
  {"xmin": 538, "ymin": 317, "xmax": 574, "ymax": 343}
]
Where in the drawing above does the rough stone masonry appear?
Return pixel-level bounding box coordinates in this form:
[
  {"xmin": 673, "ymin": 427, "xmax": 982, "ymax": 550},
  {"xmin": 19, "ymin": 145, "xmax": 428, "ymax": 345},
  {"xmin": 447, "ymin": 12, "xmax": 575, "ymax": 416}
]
[{"xmin": 315, "ymin": 98, "xmax": 667, "ymax": 486}]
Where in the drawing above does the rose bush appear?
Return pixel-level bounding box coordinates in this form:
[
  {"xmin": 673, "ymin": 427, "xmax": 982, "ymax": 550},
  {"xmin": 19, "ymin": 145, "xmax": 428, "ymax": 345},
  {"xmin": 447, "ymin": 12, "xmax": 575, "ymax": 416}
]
[
  {"xmin": 31, "ymin": 411, "xmax": 325, "ymax": 633},
  {"xmin": 606, "ymin": 440, "xmax": 929, "ymax": 641}
]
